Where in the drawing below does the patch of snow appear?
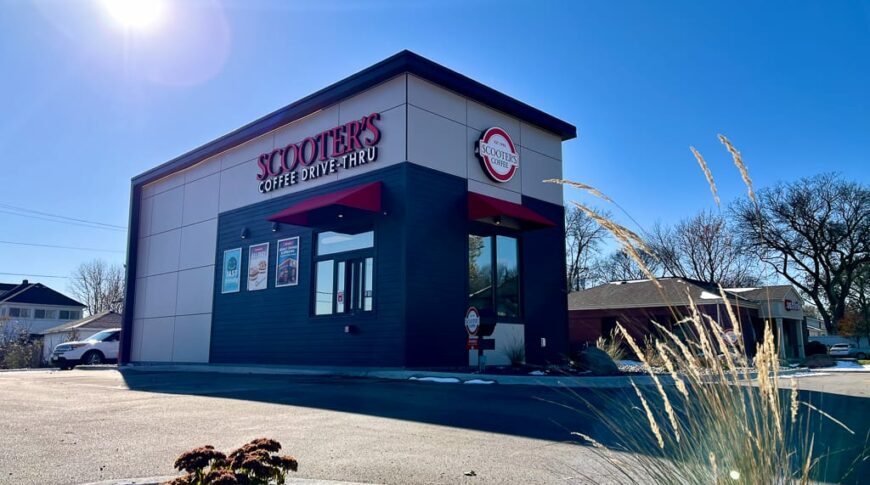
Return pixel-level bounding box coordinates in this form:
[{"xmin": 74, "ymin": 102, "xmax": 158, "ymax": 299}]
[
  {"xmin": 700, "ymin": 291, "xmax": 723, "ymax": 300},
  {"xmin": 617, "ymin": 360, "xmax": 644, "ymax": 366},
  {"xmin": 464, "ymin": 379, "xmax": 495, "ymax": 385},
  {"xmin": 780, "ymin": 372, "xmax": 829, "ymax": 379},
  {"xmin": 409, "ymin": 376, "xmax": 460, "ymax": 383},
  {"xmin": 724, "ymin": 288, "xmax": 757, "ymax": 293},
  {"xmin": 528, "ymin": 370, "xmax": 546, "ymax": 376},
  {"xmin": 821, "ymin": 361, "xmax": 870, "ymax": 372}
]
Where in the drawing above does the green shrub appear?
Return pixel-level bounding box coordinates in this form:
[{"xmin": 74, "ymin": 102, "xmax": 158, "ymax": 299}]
[{"xmin": 0, "ymin": 319, "xmax": 43, "ymax": 369}]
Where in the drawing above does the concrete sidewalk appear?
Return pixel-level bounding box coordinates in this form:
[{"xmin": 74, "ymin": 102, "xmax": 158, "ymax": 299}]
[
  {"xmin": 119, "ymin": 362, "xmax": 809, "ymax": 387},
  {"xmin": 121, "ymin": 362, "xmax": 669, "ymax": 387}
]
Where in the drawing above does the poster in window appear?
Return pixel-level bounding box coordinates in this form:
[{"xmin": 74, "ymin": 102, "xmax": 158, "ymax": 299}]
[
  {"xmin": 275, "ymin": 237, "xmax": 300, "ymax": 287},
  {"xmin": 221, "ymin": 248, "xmax": 242, "ymax": 294},
  {"xmin": 247, "ymin": 243, "xmax": 270, "ymax": 291}
]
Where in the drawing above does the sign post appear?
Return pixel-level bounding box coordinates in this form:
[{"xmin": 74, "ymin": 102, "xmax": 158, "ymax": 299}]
[{"xmin": 465, "ymin": 307, "xmax": 482, "ymax": 370}]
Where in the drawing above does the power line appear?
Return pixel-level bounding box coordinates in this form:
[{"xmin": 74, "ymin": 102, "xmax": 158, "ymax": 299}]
[
  {"xmin": 0, "ymin": 240, "xmax": 124, "ymax": 254},
  {"xmin": 0, "ymin": 202, "xmax": 126, "ymax": 229},
  {"xmin": 0, "ymin": 272, "xmax": 69, "ymax": 279},
  {"xmin": 0, "ymin": 209, "xmax": 127, "ymax": 232}
]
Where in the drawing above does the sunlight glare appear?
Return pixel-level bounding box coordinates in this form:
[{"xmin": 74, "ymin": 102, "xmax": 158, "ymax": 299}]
[{"xmin": 102, "ymin": 0, "xmax": 166, "ymax": 31}]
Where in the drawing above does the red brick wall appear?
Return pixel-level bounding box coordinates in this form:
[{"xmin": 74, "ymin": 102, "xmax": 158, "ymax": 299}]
[{"xmin": 569, "ymin": 304, "xmax": 762, "ymax": 354}]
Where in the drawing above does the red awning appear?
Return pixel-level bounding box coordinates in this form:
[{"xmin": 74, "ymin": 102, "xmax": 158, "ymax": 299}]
[
  {"xmin": 267, "ymin": 181, "xmax": 382, "ymax": 226},
  {"xmin": 467, "ymin": 192, "xmax": 555, "ymax": 230}
]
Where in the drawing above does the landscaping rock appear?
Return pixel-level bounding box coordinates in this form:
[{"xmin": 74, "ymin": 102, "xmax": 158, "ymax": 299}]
[
  {"xmin": 804, "ymin": 354, "xmax": 836, "ymax": 368},
  {"xmin": 577, "ymin": 347, "xmax": 620, "ymax": 376}
]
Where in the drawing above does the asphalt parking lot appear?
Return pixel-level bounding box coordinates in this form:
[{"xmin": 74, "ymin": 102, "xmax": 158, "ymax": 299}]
[
  {"xmin": 0, "ymin": 369, "xmax": 867, "ymax": 485},
  {"xmin": 0, "ymin": 369, "xmax": 612, "ymax": 485}
]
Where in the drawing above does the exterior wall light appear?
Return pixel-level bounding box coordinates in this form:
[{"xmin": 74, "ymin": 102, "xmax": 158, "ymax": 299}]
[
  {"xmin": 271, "ymin": 222, "xmax": 280, "ymax": 232},
  {"xmin": 337, "ymin": 213, "xmax": 344, "ymax": 219},
  {"xmin": 494, "ymin": 216, "xmax": 502, "ymax": 225},
  {"xmin": 240, "ymin": 228, "xmax": 249, "ymax": 239}
]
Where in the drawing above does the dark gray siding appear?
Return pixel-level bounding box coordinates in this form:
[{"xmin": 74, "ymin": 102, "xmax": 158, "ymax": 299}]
[
  {"xmin": 211, "ymin": 164, "xmax": 408, "ymax": 366},
  {"xmin": 520, "ymin": 196, "xmax": 569, "ymax": 364},
  {"xmin": 403, "ymin": 165, "xmax": 469, "ymax": 367},
  {"xmin": 209, "ymin": 162, "xmax": 569, "ymax": 367}
]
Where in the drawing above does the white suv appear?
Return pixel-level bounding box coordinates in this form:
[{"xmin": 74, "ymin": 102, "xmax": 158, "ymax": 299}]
[
  {"xmin": 828, "ymin": 342, "xmax": 869, "ymax": 359},
  {"xmin": 51, "ymin": 329, "xmax": 121, "ymax": 369}
]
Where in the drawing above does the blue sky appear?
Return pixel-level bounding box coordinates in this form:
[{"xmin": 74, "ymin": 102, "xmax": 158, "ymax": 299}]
[{"xmin": 1, "ymin": 0, "xmax": 869, "ymax": 293}]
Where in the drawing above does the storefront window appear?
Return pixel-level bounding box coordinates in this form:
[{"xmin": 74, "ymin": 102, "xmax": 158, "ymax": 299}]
[
  {"xmin": 315, "ymin": 260, "xmax": 335, "ymax": 315},
  {"xmin": 468, "ymin": 235, "xmax": 493, "ymax": 314},
  {"xmin": 468, "ymin": 234, "xmax": 520, "ymax": 319},
  {"xmin": 314, "ymin": 229, "xmax": 375, "ymax": 316},
  {"xmin": 364, "ymin": 257, "xmax": 374, "ymax": 311},
  {"xmin": 317, "ymin": 231, "xmax": 374, "ymax": 256},
  {"xmin": 495, "ymin": 235, "xmax": 520, "ymax": 318}
]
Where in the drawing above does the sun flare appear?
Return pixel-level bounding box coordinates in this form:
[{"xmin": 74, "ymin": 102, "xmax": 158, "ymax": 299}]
[{"xmin": 102, "ymin": 0, "xmax": 166, "ymax": 31}]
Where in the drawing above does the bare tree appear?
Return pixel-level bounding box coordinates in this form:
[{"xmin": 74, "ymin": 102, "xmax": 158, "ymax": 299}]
[
  {"xmin": 593, "ymin": 248, "xmax": 661, "ymax": 284},
  {"xmin": 648, "ymin": 211, "xmax": 763, "ymax": 287},
  {"xmin": 845, "ymin": 264, "xmax": 870, "ymax": 343},
  {"xmin": 733, "ymin": 174, "xmax": 870, "ymax": 334},
  {"xmin": 565, "ymin": 206, "xmax": 608, "ymax": 290},
  {"xmin": 69, "ymin": 259, "xmax": 125, "ymax": 316}
]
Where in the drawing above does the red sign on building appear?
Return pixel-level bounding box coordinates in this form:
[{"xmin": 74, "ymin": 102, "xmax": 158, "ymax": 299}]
[{"xmin": 475, "ymin": 127, "xmax": 519, "ymax": 183}]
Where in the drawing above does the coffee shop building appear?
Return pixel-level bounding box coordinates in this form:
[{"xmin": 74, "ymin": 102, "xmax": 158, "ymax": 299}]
[{"xmin": 121, "ymin": 51, "xmax": 576, "ymax": 368}]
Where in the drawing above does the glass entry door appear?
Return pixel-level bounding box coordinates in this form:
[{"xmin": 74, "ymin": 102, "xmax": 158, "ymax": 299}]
[{"xmin": 337, "ymin": 257, "xmax": 373, "ymax": 314}]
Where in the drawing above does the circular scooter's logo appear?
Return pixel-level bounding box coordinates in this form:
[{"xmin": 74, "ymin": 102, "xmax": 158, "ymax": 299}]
[{"xmin": 475, "ymin": 127, "xmax": 519, "ymax": 182}]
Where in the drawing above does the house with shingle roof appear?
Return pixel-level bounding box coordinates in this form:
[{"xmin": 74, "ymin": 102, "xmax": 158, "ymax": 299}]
[
  {"xmin": 0, "ymin": 280, "xmax": 86, "ymax": 335},
  {"xmin": 568, "ymin": 278, "xmax": 807, "ymax": 360}
]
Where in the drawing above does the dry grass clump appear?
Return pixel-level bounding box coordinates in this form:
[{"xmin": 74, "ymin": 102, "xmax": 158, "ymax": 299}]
[
  {"xmin": 552, "ymin": 136, "xmax": 858, "ymax": 483},
  {"xmin": 164, "ymin": 438, "xmax": 298, "ymax": 485},
  {"xmin": 570, "ymin": 297, "xmax": 855, "ymax": 484},
  {"xmin": 503, "ymin": 335, "xmax": 526, "ymax": 367},
  {"xmin": 596, "ymin": 328, "xmax": 627, "ymax": 362}
]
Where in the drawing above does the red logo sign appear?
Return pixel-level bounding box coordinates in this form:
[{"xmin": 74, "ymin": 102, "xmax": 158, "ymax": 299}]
[{"xmin": 475, "ymin": 127, "xmax": 519, "ymax": 183}]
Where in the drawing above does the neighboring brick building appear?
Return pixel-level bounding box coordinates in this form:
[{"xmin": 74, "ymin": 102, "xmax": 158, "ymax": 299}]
[{"xmin": 568, "ymin": 278, "xmax": 807, "ymax": 360}]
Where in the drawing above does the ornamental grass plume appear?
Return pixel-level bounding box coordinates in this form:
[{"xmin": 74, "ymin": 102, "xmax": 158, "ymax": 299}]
[
  {"xmin": 564, "ymin": 291, "xmax": 856, "ymax": 484},
  {"xmin": 690, "ymin": 146, "xmax": 719, "ymax": 207},
  {"xmin": 595, "ymin": 328, "xmax": 626, "ymax": 362},
  {"xmin": 552, "ymin": 137, "xmax": 861, "ymax": 483}
]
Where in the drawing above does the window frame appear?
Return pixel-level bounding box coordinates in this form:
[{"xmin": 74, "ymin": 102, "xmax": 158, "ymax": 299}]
[
  {"xmin": 467, "ymin": 228, "xmax": 523, "ymax": 323},
  {"xmin": 311, "ymin": 227, "xmax": 377, "ymax": 318}
]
